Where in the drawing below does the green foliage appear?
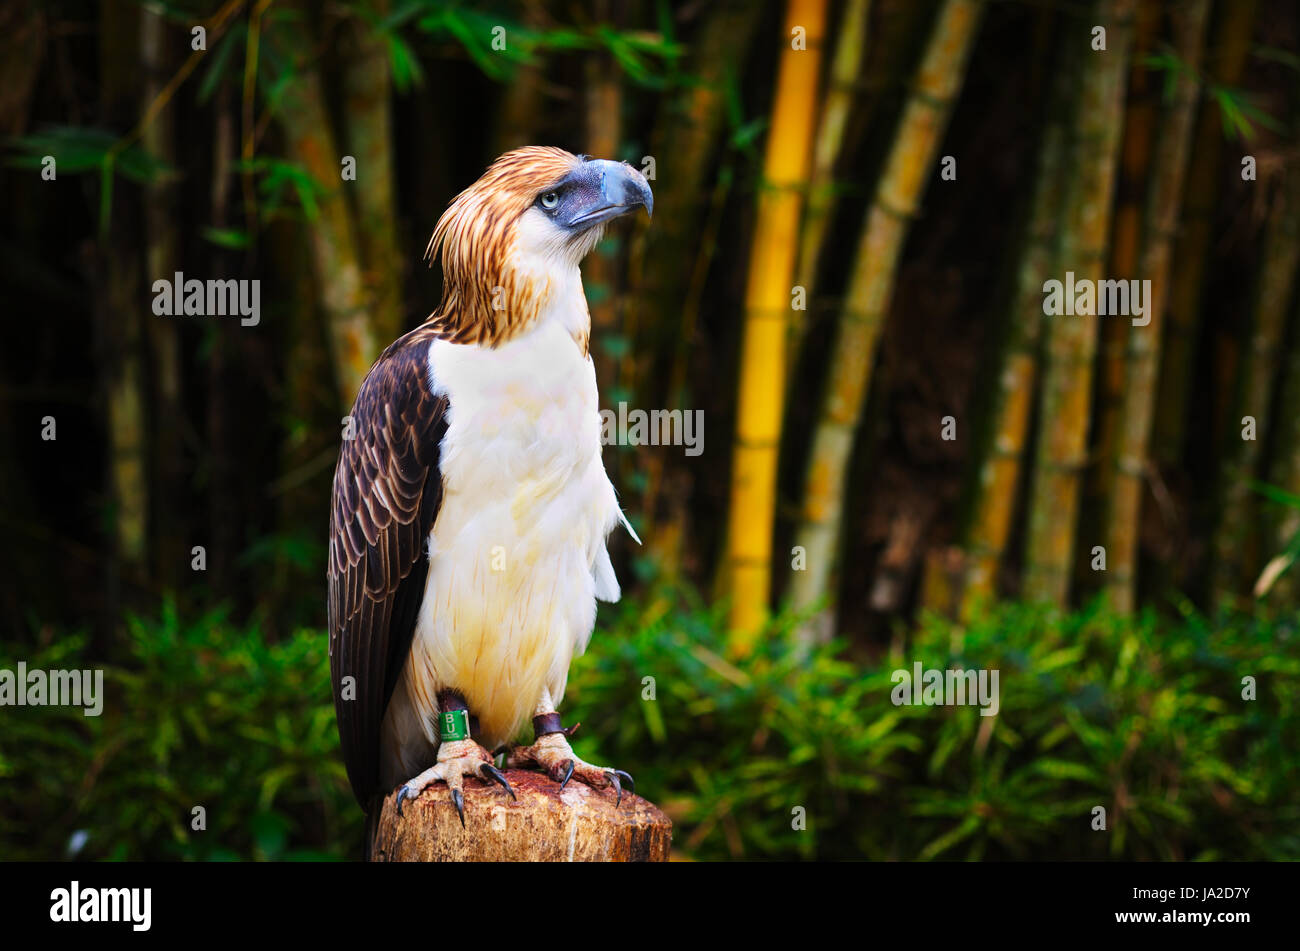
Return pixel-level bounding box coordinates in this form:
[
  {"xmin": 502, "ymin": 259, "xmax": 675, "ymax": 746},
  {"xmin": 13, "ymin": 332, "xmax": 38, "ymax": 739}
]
[
  {"xmin": 566, "ymin": 594, "xmax": 1300, "ymax": 860},
  {"xmin": 1140, "ymin": 50, "xmax": 1282, "ymax": 140},
  {"xmin": 6, "ymin": 127, "xmax": 172, "ymax": 182},
  {"xmin": 1251, "ymin": 480, "xmax": 1300, "ymax": 598},
  {"xmin": 5, "ymin": 127, "xmax": 175, "ymax": 237},
  {"xmin": 232, "ymin": 157, "xmax": 329, "ymax": 223},
  {"xmin": 3, "ymin": 595, "xmax": 1294, "ymax": 861},
  {"xmin": 410, "ymin": 2, "xmax": 681, "ymax": 86},
  {"xmin": 0, "ymin": 602, "xmax": 358, "ymax": 861}
]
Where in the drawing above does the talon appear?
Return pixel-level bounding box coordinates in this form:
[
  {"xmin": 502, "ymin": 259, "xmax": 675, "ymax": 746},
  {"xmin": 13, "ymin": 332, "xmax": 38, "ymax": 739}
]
[
  {"xmin": 606, "ymin": 770, "xmax": 623, "ymax": 807},
  {"xmin": 452, "ymin": 788, "xmax": 465, "ymax": 827},
  {"xmin": 396, "ymin": 785, "xmax": 413, "ymax": 818},
  {"xmin": 612, "ymin": 769, "xmax": 635, "ymax": 799},
  {"xmin": 481, "ymin": 763, "xmax": 516, "ymax": 801},
  {"xmin": 558, "ymin": 758, "xmax": 575, "ymax": 791}
]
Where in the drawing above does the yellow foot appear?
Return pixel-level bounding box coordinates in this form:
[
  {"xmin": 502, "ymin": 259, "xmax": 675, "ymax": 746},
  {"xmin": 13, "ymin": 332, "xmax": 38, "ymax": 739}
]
[
  {"xmin": 505, "ymin": 732, "xmax": 635, "ymax": 806},
  {"xmin": 395, "ymin": 739, "xmax": 515, "ymax": 825}
]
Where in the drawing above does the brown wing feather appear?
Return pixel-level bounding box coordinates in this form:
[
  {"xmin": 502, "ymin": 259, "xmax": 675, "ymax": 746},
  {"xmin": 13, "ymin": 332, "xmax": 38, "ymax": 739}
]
[{"xmin": 328, "ymin": 325, "xmax": 447, "ymax": 807}]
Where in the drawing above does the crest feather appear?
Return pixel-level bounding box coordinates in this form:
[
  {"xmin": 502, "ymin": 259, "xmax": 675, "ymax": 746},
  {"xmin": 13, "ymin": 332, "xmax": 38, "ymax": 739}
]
[{"xmin": 424, "ymin": 147, "xmax": 583, "ymax": 346}]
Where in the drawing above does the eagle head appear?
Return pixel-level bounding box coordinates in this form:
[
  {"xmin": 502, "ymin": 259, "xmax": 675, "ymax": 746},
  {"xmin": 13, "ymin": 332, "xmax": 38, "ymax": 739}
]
[{"xmin": 425, "ymin": 146, "xmax": 652, "ymax": 347}]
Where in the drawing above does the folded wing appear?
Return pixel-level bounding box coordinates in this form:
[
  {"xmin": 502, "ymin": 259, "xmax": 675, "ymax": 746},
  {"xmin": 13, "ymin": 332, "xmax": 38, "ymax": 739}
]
[{"xmin": 327, "ymin": 327, "xmax": 447, "ymax": 806}]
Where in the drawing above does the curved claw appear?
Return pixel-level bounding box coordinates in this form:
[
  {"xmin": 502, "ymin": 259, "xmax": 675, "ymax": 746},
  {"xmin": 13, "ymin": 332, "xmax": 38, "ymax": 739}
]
[
  {"xmin": 395, "ymin": 785, "xmax": 414, "ymax": 818},
  {"xmin": 480, "ymin": 763, "xmax": 517, "ymax": 801},
  {"xmin": 611, "ymin": 769, "xmax": 635, "ymax": 800},
  {"xmin": 557, "ymin": 758, "xmax": 575, "ymax": 792},
  {"xmin": 452, "ymin": 788, "xmax": 465, "ymax": 828},
  {"xmin": 605, "ymin": 770, "xmax": 623, "ymax": 808}
]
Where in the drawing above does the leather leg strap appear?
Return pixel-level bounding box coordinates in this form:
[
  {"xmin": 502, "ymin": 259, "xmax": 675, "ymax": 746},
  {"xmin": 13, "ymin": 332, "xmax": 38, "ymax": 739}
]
[{"xmin": 532, "ymin": 712, "xmax": 580, "ymax": 741}]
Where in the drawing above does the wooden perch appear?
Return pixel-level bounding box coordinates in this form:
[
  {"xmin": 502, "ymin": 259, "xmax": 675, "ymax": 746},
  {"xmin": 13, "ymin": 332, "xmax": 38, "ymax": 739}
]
[{"xmin": 370, "ymin": 769, "xmax": 672, "ymax": 862}]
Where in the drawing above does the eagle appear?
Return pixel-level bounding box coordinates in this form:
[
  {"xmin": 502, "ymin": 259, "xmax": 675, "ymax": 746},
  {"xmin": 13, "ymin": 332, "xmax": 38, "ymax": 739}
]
[{"xmin": 327, "ymin": 147, "xmax": 652, "ymax": 833}]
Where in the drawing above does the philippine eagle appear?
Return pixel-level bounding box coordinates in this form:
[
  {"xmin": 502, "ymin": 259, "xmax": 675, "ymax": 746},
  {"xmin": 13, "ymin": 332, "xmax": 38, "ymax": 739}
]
[{"xmin": 328, "ymin": 147, "xmax": 652, "ymax": 831}]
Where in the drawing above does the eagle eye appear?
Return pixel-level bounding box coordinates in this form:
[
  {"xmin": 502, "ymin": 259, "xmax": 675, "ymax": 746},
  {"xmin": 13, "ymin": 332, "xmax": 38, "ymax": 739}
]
[{"xmin": 539, "ymin": 191, "xmax": 560, "ymax": 211}]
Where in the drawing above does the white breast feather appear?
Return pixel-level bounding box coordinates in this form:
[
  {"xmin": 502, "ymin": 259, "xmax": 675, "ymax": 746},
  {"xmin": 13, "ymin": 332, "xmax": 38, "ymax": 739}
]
[{"xmin": 391, "ymin": 303, "xmax": 623, "ymax": 758}]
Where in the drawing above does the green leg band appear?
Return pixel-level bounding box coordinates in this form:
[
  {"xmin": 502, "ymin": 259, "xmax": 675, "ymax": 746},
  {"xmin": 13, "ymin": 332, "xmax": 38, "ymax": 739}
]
[{"xmin": 440, "ymin": 708, "xmax": 470, "ymax": 742}]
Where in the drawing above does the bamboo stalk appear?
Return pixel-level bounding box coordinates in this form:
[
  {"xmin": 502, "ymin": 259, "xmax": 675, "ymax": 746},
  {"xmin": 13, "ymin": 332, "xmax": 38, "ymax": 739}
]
[
  {"xmin": 584, "ymin": 23, "xmax": 623, "ymax": 401},
  {"xmin": 101, "ymin": 0, "xmax": 148, "ymax": 572},
  {"xmin": 1210, "ymin": 172, "xmax": 1300, "ymax": 601},
  {"xmin": 207, "ymin": 84, "xmax": 239, "ymax": 594},
  {"xmin": 1023, "ymin": 0, "xmax": 1136, "ymax": 606},
  {"xmin": 1262, "ymin": 295, "xmax": 1300, "ymax": 602},
  {"xmin": 340, "ymin": 0, "xmax": 405, "ymax": 345},
  {"xmin": 1088, "ymin": 0, "xmax": 1159, "ymax": 585},
  {"xmin": 492, "ymin": 0, "xmax": 548, "ymax": 155},
  {"xmin": 140, "ymin": 3, "xmax": 181, "ymax": 586},
  {"xmin": 269, "ymin": 4, "xmax": 376, "ymax": 410},
  {"xmin": 638, "ymin": 0, "xmax": 762, "ymax": 397},
  {"xmin": 635, "ymin": 0, "xmax": 760, "ymax": 581},
  {"xmin": 795, "ymin": 0, "xmax": 871, "ymax": 291},
  {"xmin": 960, "ymin": 71, "xmax": 1071, "ymax": 617},
  {"xmin": 786, "ymin": 0, "xmax": 984, "ymax": 642},
  {"xmin": 1106, "ymin": 0, "xmax": 1211, "ymax": 612},
  {"xmin": 1151, "ymin": 0, "xmax": 1259, "ymax": 466},
  {"xmin": 724, "ymin": 0, "xmax": 828, "ymax": 653}
]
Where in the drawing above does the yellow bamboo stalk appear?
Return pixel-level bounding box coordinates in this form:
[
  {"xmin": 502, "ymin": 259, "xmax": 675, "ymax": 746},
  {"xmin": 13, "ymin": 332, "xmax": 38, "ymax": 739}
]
[
  {"xmin": 725, "ymin": 0, "xmax": 827, "ymax": 653},
  {"xmin": 1023, "ymin": 0, "xmax": 1136, "ymax": 605},
  {"xmin": 1106, "ymin": 0, "xmax": 1211, "ymax": 612},
  {"xmin": 786, "ymin": 0, "xmax": 984, "ymax": 641}
]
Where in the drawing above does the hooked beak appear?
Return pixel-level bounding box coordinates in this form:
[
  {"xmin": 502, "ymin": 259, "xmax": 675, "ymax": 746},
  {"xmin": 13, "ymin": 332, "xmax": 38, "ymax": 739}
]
[{"xmin": 563, "ymin": 159, "xmax": 653, "ymax": 230}]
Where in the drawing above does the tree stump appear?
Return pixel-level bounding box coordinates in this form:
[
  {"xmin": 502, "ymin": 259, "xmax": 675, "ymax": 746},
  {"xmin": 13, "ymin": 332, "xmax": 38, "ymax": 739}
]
[{"xmin": 370, "ymin": 769, "xmax": 672, "ymax": 862}]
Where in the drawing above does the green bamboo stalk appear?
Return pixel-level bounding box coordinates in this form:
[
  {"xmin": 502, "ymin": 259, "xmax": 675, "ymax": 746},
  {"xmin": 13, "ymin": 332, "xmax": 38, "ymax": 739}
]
[
  {"xmin": 1152, "ymin": 0, "xmax": 1259, "ymax": 466},
  {"xmin": 492, "ymin": 0, "xmax": 547, "ymax": 154},
  {"xmin": 638, "ymin": 0, "xmax": 761, "ymax": 387},
  {"xmin": 960, "ymin": 73, "xmax": 1071, "ymax": 616},
  {"xmin": 101, "ymin": 0, "xmax": 148, "ymax": 571},
  {"xmin": 788, "ymin": 0, "xmax": 985, "ymax": 640},
  {"xmin": 1211, "ymin": 172, "xmax": 1300, "ymax": 601},
  {"xmin": 636, "ymin": 0, "xmax": 760, "ymax": 579},
  {"xmin": 584, "ymin": 24, "xmax": 623, "ymax": 400},
  {"xmin": 1023, "ymin": 0, "xmax": 1136, "ymax": 605},
  {"xmin": 340, "ymin": 2, "xmax": 405, "ymax": 345},
  {"xmin": 1260, "ymin": 294, "xmax": 1300, "ymax": 602},
  {"xmin": 1087, "ymin": 0, "xmax": 1159, "ymax": 586},
  {"xmin": 795, "ymin": 0, "xmax": 871, "ymax": 291},
  {"xmin": 141, "ymin": 3, "xmax": 184, "ymax": 586},
  {"xmin": 1105, "ymin": 0, "xmax": 1211, "ymax": 612},
  {"xmin": 269, "ymin": 4, "xmax": 376, "ymax": 410}
]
